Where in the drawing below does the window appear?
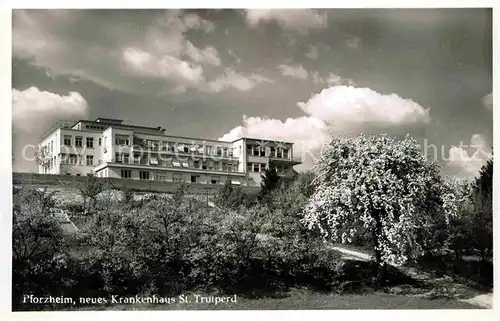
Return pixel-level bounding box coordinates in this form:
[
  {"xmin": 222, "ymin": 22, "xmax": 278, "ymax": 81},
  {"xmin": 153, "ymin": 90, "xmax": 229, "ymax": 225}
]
[
  {"xmin": 150, "ymin": 157, "xmax": 159, "ymax": 165},
  {"xmin": 283, "ymin": 148, "xmax": 289, "ymax": 159},
  {"xmin": 115, "ymin": 135, "xmax": 130, "ymax": 146},
  {"xmin": 228, "ymin": 149, "xmax": 233, "ymax": 157},
  {"xmin": 181, "ymin": 161, "xmax": 189, "ymax": 168},
  {"xmin": 64, "ymin": 135, "xmax": 72, "ymax": 146},
  {"xmin": 121, "ymin": 169, "xmax": 132, "ymax": 178},
  {"xmin": 223, "ymin": 148, "xmax": 228, "ymax": 156},
  {"xmin": 216, "ymin": 147, "xmax": 222, "ymax": 156},
  {"xmin": 86, "ymin": 155, "xmax": 94, "ymax": 166},
  {"xmin": 50, "ymin": 141, "xmax": 53, "ymax": 153},
  {"xmin": 210, "ymin": 176, "xmax": 220, "ymax": 184},
  {"xmin": 77, "ymin": 155, "xmax": 83, "ymax": 165},
  {"xmin": 191, "ymin": 175, "xmax": 199, "ymax": 183},
  {"xmin": 75, "ymin": 136, "xmax": 83, "ymax": 147},
  {"xmin": 115, "ymin": 153, "xmax": 122, "ymax": 163},
  {"xmin": 86, "ymin": 137, "xmax": 94, "ymax": 148},
  {"xmin": 156, "ymin": 173, "xmax": 167, "ymax": 181},
  {"xmin": 247, "ymin": 163, "xmax": 252, "ymax": 172},
  {"xmin": 147, "ymin": 140, "xmax": 159, "ymax": 150},
  {"xmin": 253, "ymin": 163, "xmax": 260, "ymax": 172},
  {"xmin": 139, "ymin": 171, "xmax": 150, "ymax": 180},
  {"xmin": 232, "ymin": 164, "xmax": 238, "ymax": 172},
  {"xmin": 253, "ymin": 145, "xmax": 259, "ymax": 156},
  {"xmin": 123, "ymin": 153, "xmax": 129, "ymax": 164},
  {"xmin": 98, "ymin": 138, "xmax": 102, "ymax": 146},
  {"xmin": 277, "ymin": 148, "xmax": 283, "ymax": 158},
  {"xmin": 270, "ymin": 147, "xmax": 276, "ymax": 157},
  {"xmin": 202, "ymin": 161, "xmax": 207, "ymax": 170},
  {"xmin": 172, "ymin": 161, "xmax": 181, "ymax": 167},
  {"xmin": 260, "ymin": 146, "xmax": 266, "ymax": 157},
  {"xmin": 193, "ymin": 160, "xmax": 200, "ymax": 169},
  {"xmin": 183, "ymin": 146, "xmax": 189, "ymax": 153},
  {"xmin": 172, "ymin": 174, "xmax": 183, "ymax": 182},
  {"xmin": 222, "ymin": 162, "xmax": 227, "ymax": 171}
]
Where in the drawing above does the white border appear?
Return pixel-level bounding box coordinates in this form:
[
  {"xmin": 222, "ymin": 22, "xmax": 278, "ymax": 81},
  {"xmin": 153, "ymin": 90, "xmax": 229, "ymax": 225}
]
[{"xmin": 1, "ymin": 2, "xmax": 498, "ymax": 321}]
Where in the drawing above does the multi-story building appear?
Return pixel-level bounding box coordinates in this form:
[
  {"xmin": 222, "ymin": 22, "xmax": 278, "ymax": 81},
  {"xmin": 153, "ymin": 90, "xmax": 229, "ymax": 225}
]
[{"xmin": 36, "ymin": 118, "xmax": 302, "ymax": 187}]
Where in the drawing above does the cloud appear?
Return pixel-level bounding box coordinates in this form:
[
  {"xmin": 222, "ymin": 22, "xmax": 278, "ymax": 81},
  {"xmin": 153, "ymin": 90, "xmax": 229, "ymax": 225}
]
[
  {"xmin": 12, "ymin": 87, "xmax": 89, "ymax": 133},
  {"xmin": 205, "ymin": 68, "xmax": 274, "ymax": 93},
  {"xmin": 447, "ymin": 134, "xmax": 492, "ymax": 178},
  {"xmin": 12, "ymin": 87, "xmax": 90, "ymax": 172},
  {"xmin": 228, "ymin": 49, "xmax": 242, "ymax": 63},
  {"xmin": 184, "ymin": 42, "xmax": 221, "ymax": 66},
  {"xmin": 482, "ymin": 92, "xmax": 492, "ymax": 110},
  {"xmin": 297, "ymin": 86, "xmax": 430, "ymax": 127},
  {"xmin": 219, "ymin": 85, "xmax": 431, "ymax": 170},
  {"xmin": 121, "ymin": 47, "xmax": 205, "ymax": 86},
  {"xmin": 311, "ymin": 71, "xmax": 355, "ymax": 86},
  {"xmin": 245, "ymin": 9, "xmax": 328, "ymax": 33},
  {"xmin": 305, "ymin": 45, "xmax": 319, "ymax": 59},
  {"xmin": 278, "ymin": 64, "xmax": 309, "ymax": 80},
  {"xmin": 12, "ymin": 10, "xmax": 234, "ymax": 94},
  {"xmin": 219, "ymin": 115, "xmax": 331, "ymax": 169},
  {"xmin": 346, "ymin": 35, "xmax": 362, "ymax": 49}
]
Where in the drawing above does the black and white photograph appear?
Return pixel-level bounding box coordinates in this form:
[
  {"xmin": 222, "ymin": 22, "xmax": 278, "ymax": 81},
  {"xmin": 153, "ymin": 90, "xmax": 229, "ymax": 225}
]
[{"xmin": 4, "ymin": 5, "xmax": 495, "ymax": 315}]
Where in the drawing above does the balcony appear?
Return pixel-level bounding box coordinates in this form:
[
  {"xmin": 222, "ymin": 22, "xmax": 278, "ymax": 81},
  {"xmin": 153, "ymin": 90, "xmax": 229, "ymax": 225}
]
[{"xmin": 269, "ymin": 156, "xmax": 302, "ymax": 165}]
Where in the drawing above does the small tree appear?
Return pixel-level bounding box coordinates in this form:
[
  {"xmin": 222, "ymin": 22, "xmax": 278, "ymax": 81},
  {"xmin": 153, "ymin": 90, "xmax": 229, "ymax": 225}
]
[
  {"xmin": 34, "ymin": 146, "xmax": 52, "ymax": 170},
  {"xmin": 215, "ymin": 180, "xmax": 234, "ymax": 208},
  {"xmin": 79, "ymin": 175, "xmax": 104, "ymax": 214},
  {"xmin": 258, "ymin": 161, "xmax": 281, "ymax": 204},
  {"xmin": 302, "ymin": 134, "xmax": 452, "ymax": 286},
  {"xmin": 471, "ymin": 158, "xmax": 493, "ymax": 261}
]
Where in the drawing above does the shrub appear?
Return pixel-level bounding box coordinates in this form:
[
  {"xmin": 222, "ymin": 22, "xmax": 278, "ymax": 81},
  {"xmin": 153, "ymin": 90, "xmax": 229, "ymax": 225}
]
[{"xmin": 12, "ymin": 187, "xmax": 74, "ymax": 310}]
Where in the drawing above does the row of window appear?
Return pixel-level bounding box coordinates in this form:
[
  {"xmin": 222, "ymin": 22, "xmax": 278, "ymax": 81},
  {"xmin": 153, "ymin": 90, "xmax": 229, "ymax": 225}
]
[
  {"xmin": 60, "ymin": 154, "xmax": 95, "ymax": 166},
  {"xmin": 64, "ymin": 135, "xmax": 101, "ymax": 148},
  {"xmin": 115, "ymin": 153, "xmax": 240, "ymax": 172},
  {"xmin": 41, "ymin": 155, "xmax": 57, "ymax": 173},
  {"xmin": 247, "ymin": 162, "xmax": 288, "ymax": 174},
  {"xmin": 137, "ymin": 139, "xmax": 235, "ymax": 157},
  {"xmin": 85, "ymin": 124, "xmax": 106, "ymax": 130},
  {"xmin": 247, "ymin": 144, "xmax": 290, "ymax": 158},
  {"xmin": 120, "ymin": 169, "xmax": 230, "ymax": 185}
]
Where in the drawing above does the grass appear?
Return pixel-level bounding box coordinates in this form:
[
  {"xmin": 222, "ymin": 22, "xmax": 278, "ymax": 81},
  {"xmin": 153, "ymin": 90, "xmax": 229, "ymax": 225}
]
[{"xmin": 69, "ymin": 288, "xmax": 478, "ymax": 310}]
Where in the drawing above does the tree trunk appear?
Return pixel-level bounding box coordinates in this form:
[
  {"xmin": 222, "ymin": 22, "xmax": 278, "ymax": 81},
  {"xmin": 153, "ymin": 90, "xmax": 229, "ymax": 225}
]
[{"xmin": 373, "ymin": 212, "xmax": 386, "ymax": 288}]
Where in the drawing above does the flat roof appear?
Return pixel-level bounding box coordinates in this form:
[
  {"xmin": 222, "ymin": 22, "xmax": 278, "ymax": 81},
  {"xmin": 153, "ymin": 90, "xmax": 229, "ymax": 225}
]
[
  {"xmin": 74, "ymin": 120, "xmax": 166, "ymax": 132},
  {"xmin": 39, "ymin": 120, "xmax": 294, "ymax": 145},
  {"xmin": 95, "ymin": 118, "xmax": 124, "ymax": 123}
]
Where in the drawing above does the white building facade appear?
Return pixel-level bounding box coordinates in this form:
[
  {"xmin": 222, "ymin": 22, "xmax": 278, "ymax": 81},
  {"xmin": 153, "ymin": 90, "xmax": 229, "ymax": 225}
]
[{"xmin": 37, "ymin": 118, "xmax": 302, "ymax": 187}]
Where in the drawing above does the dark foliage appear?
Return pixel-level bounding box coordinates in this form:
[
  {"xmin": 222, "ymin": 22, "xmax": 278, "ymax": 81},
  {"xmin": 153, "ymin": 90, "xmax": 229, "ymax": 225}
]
[{"xmin": 257, "ymin": 161, "xmax": 281, "ymax": 204}]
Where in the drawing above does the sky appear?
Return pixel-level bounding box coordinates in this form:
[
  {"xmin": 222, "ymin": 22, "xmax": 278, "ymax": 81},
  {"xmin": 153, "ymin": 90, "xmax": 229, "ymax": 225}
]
[{"xmin": 11, "ymin": 8, "xmax": 493, "ymax": 178}]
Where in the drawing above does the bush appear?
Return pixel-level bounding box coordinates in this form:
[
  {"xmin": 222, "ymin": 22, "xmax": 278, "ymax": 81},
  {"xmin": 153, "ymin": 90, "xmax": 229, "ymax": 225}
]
[{"xmin": 12, "ymin": 187, "xmax": 74, "ymax": 310}]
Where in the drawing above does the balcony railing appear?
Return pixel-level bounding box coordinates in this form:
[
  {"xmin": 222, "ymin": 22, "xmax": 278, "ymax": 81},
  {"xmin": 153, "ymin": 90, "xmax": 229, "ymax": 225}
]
[{"xmin": 114, "ymin": 159, "xmax": 244, "ymax": 174}]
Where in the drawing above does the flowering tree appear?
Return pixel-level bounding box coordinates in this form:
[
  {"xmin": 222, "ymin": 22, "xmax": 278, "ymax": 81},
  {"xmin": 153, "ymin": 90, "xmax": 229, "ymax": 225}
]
[{"xmin": 302, "ymin": 134, "xmax": 452, "ymax": 283}]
